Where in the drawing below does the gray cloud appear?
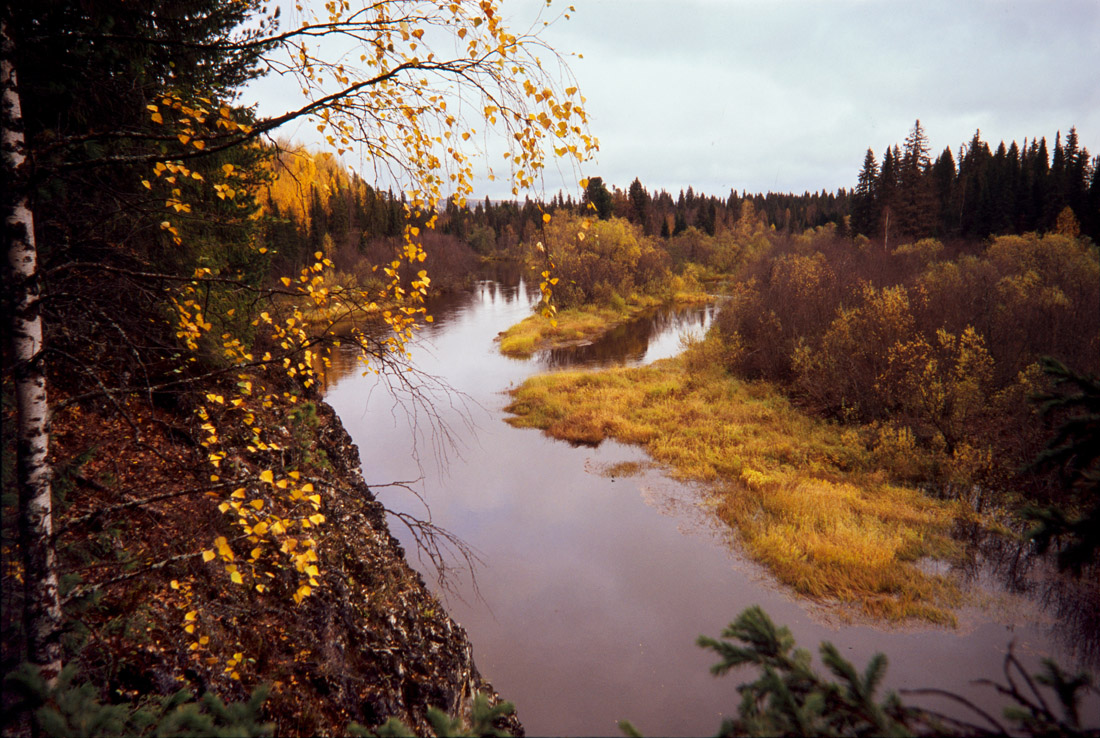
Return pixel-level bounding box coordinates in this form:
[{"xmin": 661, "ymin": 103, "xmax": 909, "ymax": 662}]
[{"xmin": 526, "ymin": 0, "xmax": 1100, "ymax": 198}]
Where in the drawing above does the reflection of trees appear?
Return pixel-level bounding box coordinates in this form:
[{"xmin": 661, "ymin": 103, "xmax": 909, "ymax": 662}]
[
  {"xmin": 317, "ymin": 342, "xmax": 366, "ymax": 391},
  {"xmin": 544, "ymin": 304, "xmax": 716, "ymax": 370},
  {"xmin": 954, "ymin": 524, "xmax": 1100, "ymax": 670},
  {"xmin": 319, "ymin": 275, "xmax": 540, "ymax": 390}
]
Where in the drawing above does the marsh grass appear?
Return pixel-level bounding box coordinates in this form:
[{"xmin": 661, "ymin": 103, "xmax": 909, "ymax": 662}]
[
  {"xmin": 497, "ymin": 303, "xmax": 652, "ymax": 357},
  {"xmin": 504, "ymin": 356, "xmax": 969, "ymax": 624}
]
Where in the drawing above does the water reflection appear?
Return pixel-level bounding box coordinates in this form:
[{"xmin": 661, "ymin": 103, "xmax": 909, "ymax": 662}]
[
  {"xmin": 952, "ymin": 524, "xmax": 1100, "ymax": 670},
  {"xmin": 542, "ymin": 304, "xmax": 717, "ymax": 370}
]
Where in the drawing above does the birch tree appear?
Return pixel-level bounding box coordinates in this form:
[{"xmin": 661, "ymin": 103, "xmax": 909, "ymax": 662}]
[{"xmin": 2, "ymin": 21, "xmax": 63, "ymax": 683}]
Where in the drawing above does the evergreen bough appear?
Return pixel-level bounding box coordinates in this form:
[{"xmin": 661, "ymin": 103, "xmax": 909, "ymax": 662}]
[
  {"xmin": 4, "ymin": 664, "xmax": 273, "ymax": 737},
  {"xmin": 620, "ymin": 605, "xmax": 1097, "ymax": 737}
]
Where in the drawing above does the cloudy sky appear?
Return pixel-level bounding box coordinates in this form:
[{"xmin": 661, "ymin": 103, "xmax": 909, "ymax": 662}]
[
  {"xmin": 506, "ymin": 0, "xmax": 1100, "ymax": 199},
  {"xmin": 255, "ymin": 1, "xmax": 1099, "ymax": 201}
]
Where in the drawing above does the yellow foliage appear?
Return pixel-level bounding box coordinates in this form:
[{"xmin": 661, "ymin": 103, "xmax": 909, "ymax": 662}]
[
  {"xmin": 155, "ymin": 0, "xmax": 598, "ymax": 676},
  {"xmin": 881, "ymin": 325, "xmax": 993, "ymax": 452}
]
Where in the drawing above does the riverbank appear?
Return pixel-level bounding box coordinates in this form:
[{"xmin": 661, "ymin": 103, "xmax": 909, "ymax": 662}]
[
  {"xmin": 3, "ymin": 371, "xmax": 520, "ymax": 735},
  {"xmin": 504, "ymin": 348, "xmax": 974, "ymax": 625},
  {"xmin": 497, "ymin": 292, "xmax": 713, "ymax": 358}
]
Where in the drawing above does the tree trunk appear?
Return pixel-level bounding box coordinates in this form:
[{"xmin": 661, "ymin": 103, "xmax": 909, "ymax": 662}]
[{"xmin": 2, "ymin": 21, "xmax": 63, "ymax": 683}]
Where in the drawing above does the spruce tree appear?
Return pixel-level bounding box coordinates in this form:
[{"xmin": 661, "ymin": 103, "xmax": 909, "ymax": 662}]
[
  {"xmin": 897, "ymin": 119, "xmax": 937, "ymax": 237},
  {"xmin": 583, "ymin": 176, "xmax": 613, "ymax": 219},
  {"xmin": 851, "ymin": 148, "xmax": 878, "ymax": 236},
  {"xmin": 931, "ymin": 147, "xmax": 957, "ymax": 235},
  {"xmin": 627, "ymin": 177, "xmax": 650, "ymax": 231},
  {"xmin": 1047, "ymin": 131, "xmax": 1068, "ymax": 228},
  {"xmin": 877, "ymin": 146, "xmax": 898, "ymax": 245}
]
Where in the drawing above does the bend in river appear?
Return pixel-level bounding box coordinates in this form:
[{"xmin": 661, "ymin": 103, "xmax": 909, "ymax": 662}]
[{"xmin": 323, "ymin": 274, "xmax": 1099, "ymax": 737}]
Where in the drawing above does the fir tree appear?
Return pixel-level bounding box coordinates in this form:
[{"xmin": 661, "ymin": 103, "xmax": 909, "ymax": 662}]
[
  {"xmin": 583, "ymin": 176, "xmax": 613, "ymax": 219},
  {"xmin": 627, "ymin": 178, "xmax": 650, "ymax": 230},
  {"xmin": 931, "ymin": 146, "xmax": 957, "ymax": 235},
  {"xmin": 851, "ymin": 148, "xmax": 878, "ymax": 236},
  {"xmin": 877, "ymin": 145, "xmax": 898, "ymax": 246}
]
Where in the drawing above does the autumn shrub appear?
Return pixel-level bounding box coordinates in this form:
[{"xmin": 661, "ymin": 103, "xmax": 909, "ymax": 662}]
[
  {"xmin": 767, "ymin": 251, "xmax": 841, "ymax": 340},
  {"xmin": 712, "ymin": 227, "xmax": 1099, "ymax": 506},
  {"xmin": 666, "ymin": 227, "xmax": 714, "ymax": 269},
  {"xmin": 878, "ymin": 326, "xmax": 994, "ymax": 454},
  {"xmin": 984, "ymin": 233, "xmax": 1100, "ymax": 378},
  {"xmin": 870, "ymin": 424, "xmax": 934, "ymax": 484},
  {"xmin": 791, "ymin": 282, "xmax": 915, "ymax": 420},
  {"xmin": 536, "ymin": 213, "xmax": 671, "ymax": 309},
  {"xmin": 713, "ymin": 279, "xmax": 790, "ymax": 379}
]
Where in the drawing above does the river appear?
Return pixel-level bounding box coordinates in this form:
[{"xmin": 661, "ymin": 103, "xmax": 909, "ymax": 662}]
[{"xmin": 323, "ymin": 274, "xmax": 1099, "ymax": 736}]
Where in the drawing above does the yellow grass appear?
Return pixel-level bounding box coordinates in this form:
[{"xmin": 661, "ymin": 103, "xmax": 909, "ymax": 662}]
[
  {"xmin": 505, "ymin": 357, "xmax": 967, "ymax": 624},
  {"xmin": 498, "ymin": 304, "xmax": 647, "ymax": 358}
]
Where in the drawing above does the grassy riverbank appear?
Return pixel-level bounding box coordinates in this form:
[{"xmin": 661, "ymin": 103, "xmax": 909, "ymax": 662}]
[{"xmin": 504, "ymin": 346, "xmax": 971, "ymax": 625}]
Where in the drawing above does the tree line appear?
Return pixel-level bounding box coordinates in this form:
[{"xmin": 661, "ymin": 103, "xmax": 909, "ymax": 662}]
[
  {"xmin": 423, "ymin": 120, "xmax": 1098, "ymax": 253},
  {"xmin": 852, "ymin": 120, "xmax": 1097, "ymax": 243}
]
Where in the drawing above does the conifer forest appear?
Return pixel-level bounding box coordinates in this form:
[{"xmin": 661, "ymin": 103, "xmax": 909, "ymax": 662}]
[{"xmin": 3, "ymin": 1, "xmax": 1098, "ymax": 736}]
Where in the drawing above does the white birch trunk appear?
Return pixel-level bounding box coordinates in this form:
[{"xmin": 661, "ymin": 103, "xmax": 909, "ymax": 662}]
[{"xmin": 2, "ymin": 21, "xmax": 63, "ymax": 683}]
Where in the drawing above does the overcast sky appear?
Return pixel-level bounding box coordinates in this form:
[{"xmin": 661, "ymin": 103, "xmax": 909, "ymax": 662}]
[
  {"xmin": 508, "ymin": 0, "xmax": 1100, "ymax": 199},
  {"xmin": 255, "ymin": 0, "xmax": 1099, "ymax": 201}
]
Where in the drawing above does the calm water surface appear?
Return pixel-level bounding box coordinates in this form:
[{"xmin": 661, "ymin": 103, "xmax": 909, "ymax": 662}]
[{"xmin": 324, "ymin": 277, "xmax": 1099, "ymax": 736}]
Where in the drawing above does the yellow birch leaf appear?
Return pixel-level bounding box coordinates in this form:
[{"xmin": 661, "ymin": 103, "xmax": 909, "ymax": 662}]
[{"xmin": 215, "ymin": 536, "xmax": 234, "ymax": 560}]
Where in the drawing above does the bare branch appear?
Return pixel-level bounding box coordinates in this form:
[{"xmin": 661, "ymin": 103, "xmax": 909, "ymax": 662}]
[{"xmin": 898, "ymin": 688, "xmax": 1007, "ymax": 734}]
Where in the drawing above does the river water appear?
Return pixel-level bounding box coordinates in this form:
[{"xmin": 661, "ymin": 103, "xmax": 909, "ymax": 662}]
[{"xmin": 323, "ymin": 275, "xmax": 1099, "ymax": 736}]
